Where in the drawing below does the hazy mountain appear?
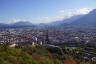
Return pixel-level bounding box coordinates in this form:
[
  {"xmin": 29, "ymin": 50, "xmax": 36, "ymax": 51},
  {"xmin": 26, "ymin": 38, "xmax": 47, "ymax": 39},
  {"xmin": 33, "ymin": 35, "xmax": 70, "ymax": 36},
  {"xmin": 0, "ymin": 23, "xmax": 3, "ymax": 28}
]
[
  {"xmin": 12, "ymin": 21, "xmax": 33, "ymax": 26},
  {"xmin": 47, "ymin": 15, "xmax": 84, "ymax": 27},
  {"xmin": 0, "ymin": 9, "xmax": 96, "ymax": 28},
  {"xmin": 0, "ymin": 21, "xmax": 34, "ymax": 28},
  {"xmin": 49, "ymin": 9, "xmax": 96, "ymax": 28},
  {"xmin": 69, "ymin": 9, "xmax": 96, "ymax": 27},
  {"xmin": 0, "ymin": 23, "xmax": 8, "ymax": 28},
  {"xmin": 63, "ymin": 15, "xmax": 84, "ymax": 23}
]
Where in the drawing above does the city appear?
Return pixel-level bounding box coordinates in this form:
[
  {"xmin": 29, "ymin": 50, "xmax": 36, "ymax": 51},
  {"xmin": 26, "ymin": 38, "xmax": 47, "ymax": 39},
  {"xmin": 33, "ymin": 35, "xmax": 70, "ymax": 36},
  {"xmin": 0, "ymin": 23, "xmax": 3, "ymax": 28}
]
[
  {"xmin": 0, "ymin": 0, "xmax": 96, "ymax": 64},
  {"xmin": 0, "ymin": 27, "xmax": 96, "ymax": 64}
]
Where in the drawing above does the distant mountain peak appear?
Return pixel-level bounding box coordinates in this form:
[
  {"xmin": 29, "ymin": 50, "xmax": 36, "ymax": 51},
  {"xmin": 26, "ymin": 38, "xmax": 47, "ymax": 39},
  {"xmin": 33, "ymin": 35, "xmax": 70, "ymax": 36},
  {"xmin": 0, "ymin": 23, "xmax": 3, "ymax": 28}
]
[
  {"xmin": 14, "ymin": 21, "xmax": 32, "ymax": 24},
  {"xmin": 10, "ymin": 21, "xmax": 34, "ymax": 27}
]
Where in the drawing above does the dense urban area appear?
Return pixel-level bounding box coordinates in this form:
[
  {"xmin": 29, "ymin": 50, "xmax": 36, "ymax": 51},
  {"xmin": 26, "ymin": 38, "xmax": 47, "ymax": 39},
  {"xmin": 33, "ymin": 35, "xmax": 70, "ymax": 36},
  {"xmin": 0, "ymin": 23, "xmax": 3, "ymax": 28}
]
[{"xmin": 0, "ymin": 27, "xmax": 96, "ymax": 45}]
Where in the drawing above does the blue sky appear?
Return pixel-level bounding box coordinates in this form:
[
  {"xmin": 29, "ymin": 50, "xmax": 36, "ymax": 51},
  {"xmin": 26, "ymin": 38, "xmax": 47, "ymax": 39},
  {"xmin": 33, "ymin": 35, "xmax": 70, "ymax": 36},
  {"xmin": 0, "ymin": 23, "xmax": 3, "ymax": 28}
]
[{"xmin": 0, "ymin": 0, "xmax": 96, "ymax": 24}]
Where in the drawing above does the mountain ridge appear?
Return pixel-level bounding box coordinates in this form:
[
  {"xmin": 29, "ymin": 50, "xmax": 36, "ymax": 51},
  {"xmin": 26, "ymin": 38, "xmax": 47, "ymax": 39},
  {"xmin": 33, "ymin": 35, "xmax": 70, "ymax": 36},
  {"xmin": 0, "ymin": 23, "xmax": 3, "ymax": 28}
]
[
  {"xmin": 0, "ymin": 9, "xmax": 96, "ymax": 28},
  {"xmin": 69, "ymin": 9, "xmax": 96, "ymax": 27}
]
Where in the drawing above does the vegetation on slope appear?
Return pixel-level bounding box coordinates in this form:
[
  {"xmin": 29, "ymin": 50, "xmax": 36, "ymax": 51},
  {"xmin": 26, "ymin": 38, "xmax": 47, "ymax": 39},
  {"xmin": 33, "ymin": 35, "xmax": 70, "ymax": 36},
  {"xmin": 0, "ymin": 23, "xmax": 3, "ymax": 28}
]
[
  {"xmin": 0, "ymin": 44, "xmax": 96, "ymax": 64},
  {"xmin": 0, "ymin": 44, "xmax": 62, "ymax": 64}
]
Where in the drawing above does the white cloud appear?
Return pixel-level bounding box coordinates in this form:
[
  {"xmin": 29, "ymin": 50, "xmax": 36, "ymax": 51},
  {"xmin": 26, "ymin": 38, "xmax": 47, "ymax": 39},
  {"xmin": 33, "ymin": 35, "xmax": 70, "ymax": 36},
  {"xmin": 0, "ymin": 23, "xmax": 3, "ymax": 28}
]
[
  {"xmin": 1, "ymin": 18, "xmax": 33, "ymax": 24},
  {"xmin": 1, "ymin": 8, "xmax": 92, "ymax": 24},
  {"xmin": 38, "ymin": 16, "xmax": 67, "ymax": 23},
  {"xmin": 59, "ymin": 8, "xmax": 92, "ymax": 16},
  {"xmin": 39, "ymin": 17, "xmax": 51, "ymax": 22},
  {"xmin": 38, "ymin": 8, "xmax": 92, "ymax": 23},
  {"xmin": 59, "ymin": 10, "xmax": 65, "ymax": 13},
  {"xmin": 69, "ymin": 8, "xmax": 91, "ymax": 15}
]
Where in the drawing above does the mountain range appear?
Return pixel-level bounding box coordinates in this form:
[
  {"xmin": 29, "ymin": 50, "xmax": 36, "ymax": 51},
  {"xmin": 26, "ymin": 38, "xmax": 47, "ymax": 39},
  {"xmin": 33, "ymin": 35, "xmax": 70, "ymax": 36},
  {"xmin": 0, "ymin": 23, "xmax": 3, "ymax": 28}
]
[
  {"xmin": 10, "ymin": 21, "xmax": 34, "ymax": 27},
  {"xmin": 0, "ymin": 21, "xmax": 34, "ymax": 28},
  {"xmin": 69, "ymin": 9, "xmax": 96, "ymax": 27},
  {"xmin": 0, "ymin": 9, "xmax": 96, "ymax": 28},
  {"xmin": 47, "ymin": 15, "xmax": 84, "ymax": 26},
  {"xmin": 49, "ymin": 9, "xmax": 96, "ymax": 28}
]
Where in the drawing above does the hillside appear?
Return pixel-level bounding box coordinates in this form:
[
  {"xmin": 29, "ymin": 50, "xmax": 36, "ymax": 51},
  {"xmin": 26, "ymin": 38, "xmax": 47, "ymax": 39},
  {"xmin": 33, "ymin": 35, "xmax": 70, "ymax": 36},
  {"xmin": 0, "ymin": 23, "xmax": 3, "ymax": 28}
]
[
  {"xmin": 0, "ymin": 44, "xmax": 96, "ymax": 64},
  {"xmin": 0, "ymin": 45, "xmax": 63, "ymax": 64}
]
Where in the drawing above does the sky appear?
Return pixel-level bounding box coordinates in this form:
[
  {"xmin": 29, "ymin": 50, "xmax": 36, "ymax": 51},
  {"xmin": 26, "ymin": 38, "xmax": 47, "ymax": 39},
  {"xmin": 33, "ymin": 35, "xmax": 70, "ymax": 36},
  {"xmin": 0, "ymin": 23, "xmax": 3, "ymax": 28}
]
[{"xmin": 0, "ymin": 0, "xmax": 96, "ymax": 24}]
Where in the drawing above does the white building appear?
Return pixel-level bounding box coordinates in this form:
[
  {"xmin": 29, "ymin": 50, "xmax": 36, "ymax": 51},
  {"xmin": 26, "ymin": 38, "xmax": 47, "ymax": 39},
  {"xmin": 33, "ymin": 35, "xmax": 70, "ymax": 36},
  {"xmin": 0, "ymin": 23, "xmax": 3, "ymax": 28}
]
[{"xmin": 9, "ymin": 43, "xmax": 17, "ymax": 48}]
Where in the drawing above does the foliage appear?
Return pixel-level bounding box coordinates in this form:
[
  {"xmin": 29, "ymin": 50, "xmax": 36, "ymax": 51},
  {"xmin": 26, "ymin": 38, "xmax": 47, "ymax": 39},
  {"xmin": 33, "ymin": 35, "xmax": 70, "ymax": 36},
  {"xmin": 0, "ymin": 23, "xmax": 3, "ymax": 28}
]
[
  {"xmin": 0, "ymin": 44, "xmax": 95, "ymax": 64},
  {"xmin": 0, "ymin": 44, "xmax": 63, "ymax": 64}
]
